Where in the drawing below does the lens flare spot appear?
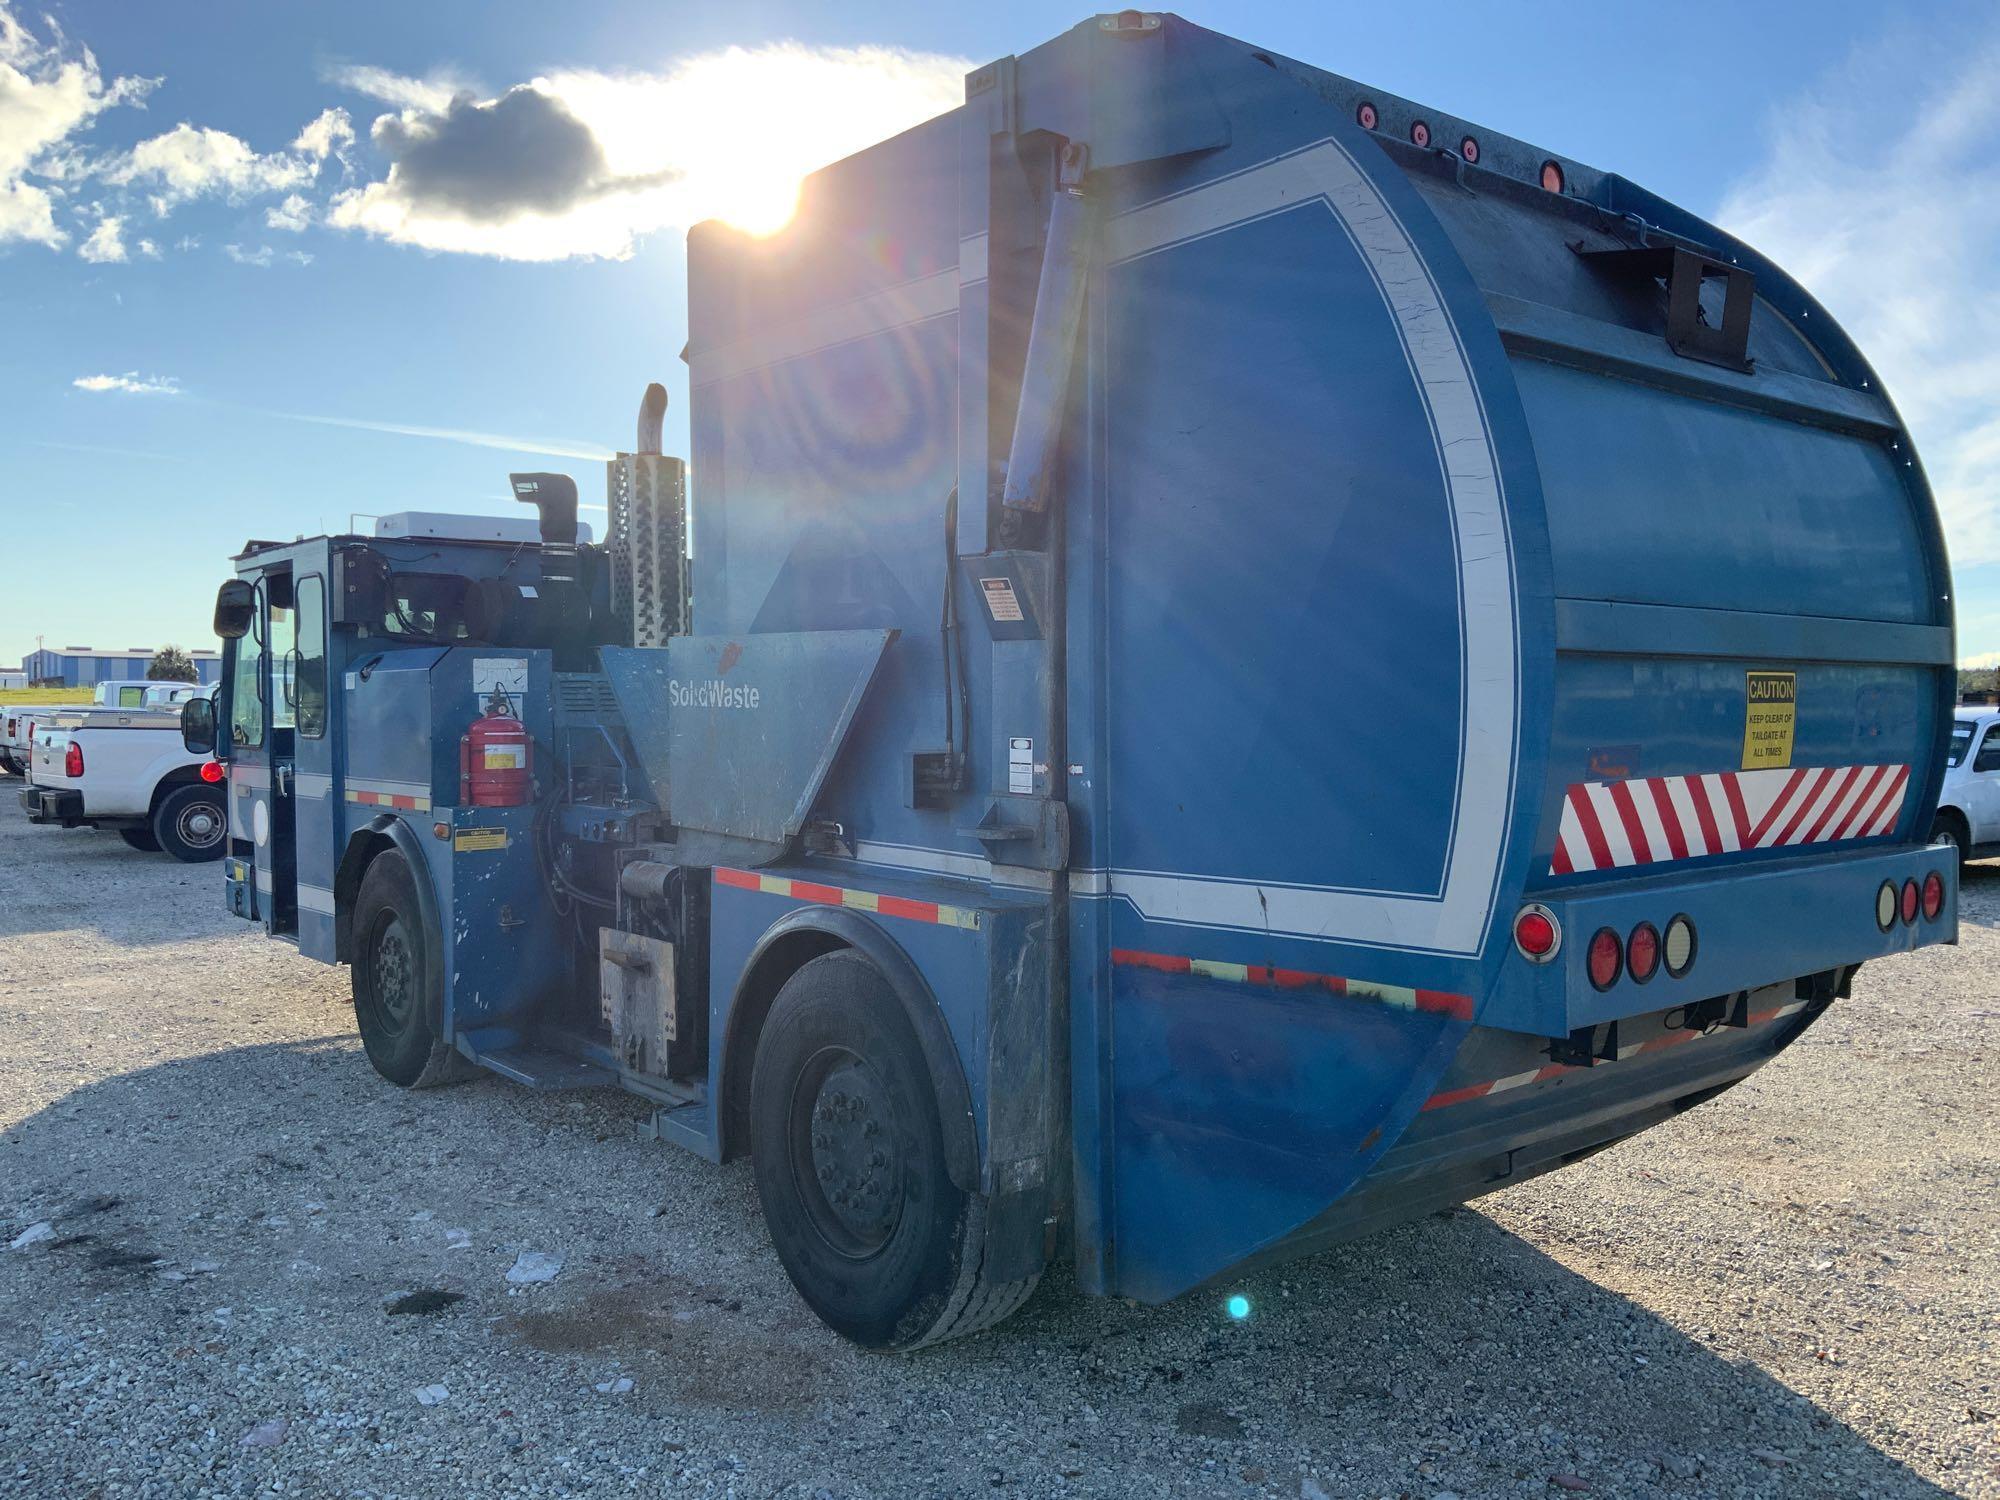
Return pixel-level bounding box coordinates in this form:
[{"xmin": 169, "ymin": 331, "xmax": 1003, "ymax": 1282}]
[{"xmin": 1225, "ymin": 1294, "xmax": 1251, "ymax": 1321}]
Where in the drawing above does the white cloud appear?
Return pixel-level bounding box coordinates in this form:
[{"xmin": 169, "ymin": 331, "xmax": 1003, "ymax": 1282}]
[
  {"xmin": 77, "ymin": 213, "xmax": 125, "ymax": 262},
  {"xmin": 326, "ymin": 42, "xmax": 968, "ymax": 261},
  {"xmin": 1717, "ymin": 25, "xmax": 2000, "ymax": 570},
  {"xmin": 135, "ymin": 236, "xmax": 159, "ymax": 258},
  {"xmin": 174, "ymin": 233, "xmax": 199, "ymax": 251},
  {"xmin": 104, "ymin": 122, "xmax": 313, "ymax": 213},
  {"xmin": 266, "ymin": 192, "xmax": 312, "ymax": 231},
  {"xmin": 0, "ymin": 6, "xmax": 153, "ymax": 248},
  {"xmin": 323, "ymin": 62, "xmax": 468, "ymax": 114},
  {"xmin": 73, "ymin": 371, "xmax": 180, "ymax": 395},
  {"xmin": 292, "ymin": 106, "xmax": 354, "ymax": 160},
  {"xmin": 1963, "ymin": 650, "xmax": 2000, "ymax": 670},
  {"xmin": 223, "ymin": 242, "xmax": 273, "ymax": 266}
]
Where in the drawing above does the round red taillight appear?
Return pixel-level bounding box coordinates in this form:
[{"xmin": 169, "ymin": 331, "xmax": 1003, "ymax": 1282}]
[
  {"xmin": 200, "ymin": 759, "xmax": 225, "ymax": 784},
  {"xmin": 1541, "ymin": 160, "xmax": 1566, "ymax": 193},
  {"xmin": 1900, "ymin": 878, "xmax": 1920, "ymax": 926},
  {"xmin": 1514, "ymin": 905, "xmax": 1560, "ymax": 962},
  {"xmin": 1587, "ymin": 927, "xmax": 1622, "ymax": 991},
  {"xmin": 1922, "ymin": 871, "xmax": 1944, "ymax": 921},
  {"xmin": 1410, "ymin": 119, "xmax": 1432, "ymax": 148},
  {"xmin": 1356, "ymin": 101, "xmax": 1378, "ymax": 130},
  {"xmin": 1459, "ymin": 135, "xmax": 1480, "ymax": 164},
  {"xmin": 1627, "ymin": 922, "xmax": 1660, "ymax": 983}
]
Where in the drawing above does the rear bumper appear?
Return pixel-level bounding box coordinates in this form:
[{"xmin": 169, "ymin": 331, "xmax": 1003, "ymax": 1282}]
[
  {"xmin": 19, "ymin": 786, "xmax": 84, "ymax": 825},
  {"xmin": 1485, "ymin": 842, "xmax": 1957, "ymax": 1036}
]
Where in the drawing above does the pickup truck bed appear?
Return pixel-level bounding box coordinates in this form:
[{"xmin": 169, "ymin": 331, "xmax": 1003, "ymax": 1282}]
[{"xmin": 20, "ymin": 700, "xmax": 226, "ymax": 861}]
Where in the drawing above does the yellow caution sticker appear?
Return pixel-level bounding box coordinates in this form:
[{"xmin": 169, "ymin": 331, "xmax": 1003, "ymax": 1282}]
[
  {"xmin": 454, "ymin": 827, "xmax": 509, "ymax": 852},
  {"xmin": 1741, "ymin": 671, "xmax": 1797, "ymax": 769}
]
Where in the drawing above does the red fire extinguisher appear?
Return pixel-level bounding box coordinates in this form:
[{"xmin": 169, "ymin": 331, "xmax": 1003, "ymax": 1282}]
[{"xmin": 460, "ymin": 692, "xmax": 533, "ymax": 807}]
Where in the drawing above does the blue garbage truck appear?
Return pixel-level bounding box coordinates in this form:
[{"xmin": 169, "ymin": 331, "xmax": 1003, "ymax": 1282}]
[{"xmin": 184, "ymin": 13, "xmax": 1961, "ymax": 1348}]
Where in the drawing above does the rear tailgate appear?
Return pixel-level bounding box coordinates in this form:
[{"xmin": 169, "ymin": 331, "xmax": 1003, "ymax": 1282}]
[{"xmin": 1381, "ymin": 130, "xmax": 1955, "ymax": 1034}]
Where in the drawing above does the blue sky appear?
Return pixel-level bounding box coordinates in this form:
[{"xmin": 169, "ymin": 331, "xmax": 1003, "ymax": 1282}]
[{"xmin": 2, "ymin": 0, "xmax": 1996, "ymax": 666}]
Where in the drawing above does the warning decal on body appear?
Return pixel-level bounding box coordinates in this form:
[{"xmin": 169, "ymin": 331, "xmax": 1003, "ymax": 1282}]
[
  {"xmin": 454, "ymin": 828, "xmax": 509, "ymax": 852},
  {"xmin": 1741, "ymin": 671, "xmax": 1797, "ymax": 769},
  {"xmin": 979, "ymin": 578, "xmax": 1024, "ymax": 624}
]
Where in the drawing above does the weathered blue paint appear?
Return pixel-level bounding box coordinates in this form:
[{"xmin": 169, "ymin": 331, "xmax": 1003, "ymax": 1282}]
[{"xmin": 205, "ymin": 15, "xmax": 1960, "ymax": 1323}]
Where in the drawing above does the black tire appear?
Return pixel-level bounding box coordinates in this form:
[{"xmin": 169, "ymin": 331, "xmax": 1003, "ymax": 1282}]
[
  {"xmin": 119, "ymin": 827, "xmax": 163, "ymax": 853},
  {"xmin": 749, "ymin": 951, "xmax": 1038, "ymax": 1350},
  {"xmin": 1931, "ymin": 811, "xmax": 1969, "ymax": 871},
  {"xmin": 152, "ymin": 784, "xmax": 227, "ymax": 862},
  {"xmin": 350, "ymin": 850, "xmax": 476, "ymax": 1089}
]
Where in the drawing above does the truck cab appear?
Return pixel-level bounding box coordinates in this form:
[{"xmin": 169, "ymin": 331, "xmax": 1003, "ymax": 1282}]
[{"xmin": 187, "ymin": 512, "xmax": 597, "ymax": 948}]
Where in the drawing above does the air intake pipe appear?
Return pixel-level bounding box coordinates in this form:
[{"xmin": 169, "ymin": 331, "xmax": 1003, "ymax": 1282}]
[{"xmin": 510, "ymin": 471, "xmax": 583, "ymax": 651}]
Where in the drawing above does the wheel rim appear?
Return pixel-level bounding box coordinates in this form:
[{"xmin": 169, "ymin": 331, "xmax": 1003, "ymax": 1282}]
[
  {"xmin": 369, "ymin": 915, "xmax": 416, "ymax": 1030},
  {"xmin": 176, "ymin": 801, "xmax": 223, "ymax": 849},
  {"xmin": 787, "ymin": 1047, "xmax": 905, "ymax": 1259},
  {"xmin": 1936, "ymin": 826, "xmax": 1960, "ymax": 850}
]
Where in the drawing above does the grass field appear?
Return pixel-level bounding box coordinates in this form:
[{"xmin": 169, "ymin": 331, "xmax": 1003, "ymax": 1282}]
[{"xmin": 0, "ymin": 688, "xmax": 92, "ymax": 705}]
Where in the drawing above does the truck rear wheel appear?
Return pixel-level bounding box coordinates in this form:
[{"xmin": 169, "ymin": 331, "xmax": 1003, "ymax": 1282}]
[
  {"xmin": 749, "ymin": 951, "xmax": 1039, "ymax": 1350},
  {"xmin": 119, "ymin": 827, "xmax": 163, "ymax": 853},
  {"xmin": 153, "ymin": 784, "xmax": 226, "ymax": 862},
  {"xmin": 350, "ymin": 851, "xmax": 475, "ymax": 1089}
]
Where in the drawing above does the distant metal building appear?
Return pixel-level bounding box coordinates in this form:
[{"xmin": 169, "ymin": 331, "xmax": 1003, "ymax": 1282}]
[{"xmin": 21, "ymin": 646, "xmax": 222, "ymax": 687}]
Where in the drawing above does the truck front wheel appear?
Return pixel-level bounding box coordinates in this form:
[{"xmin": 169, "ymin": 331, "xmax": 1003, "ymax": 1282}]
[
  {"xmin": 749, "ymin": 951, "xmax": 1039, "ymax": 1350},
  {"xmin": 153, "ymin": 785, "xmax": 226, "ymax": 862},
  {"xmin": 350, "ymin": 850, "xmax": 475, "ymax": 1089}
]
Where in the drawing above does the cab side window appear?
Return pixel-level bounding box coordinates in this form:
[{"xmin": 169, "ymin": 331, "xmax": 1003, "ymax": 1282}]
[
  {"xmin": 296, "ymin": 576, "xmax": 327, "ymax": 739},
  {"xmin": 1976, "ymin": 728, "xmax": 2000, "ymax": 774},
  {"xmin": 230, "ymin": 599, "xmax": 265, "ymax": 748}
]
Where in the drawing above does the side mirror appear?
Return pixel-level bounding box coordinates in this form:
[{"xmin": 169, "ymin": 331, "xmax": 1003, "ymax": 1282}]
[
  {"xmin": 214, "ymin": 579, "xmax": 255, "ymax": 640},
  {"xmin": 181, "ymin": 695, "xmax": 217, "ymax": 756}
]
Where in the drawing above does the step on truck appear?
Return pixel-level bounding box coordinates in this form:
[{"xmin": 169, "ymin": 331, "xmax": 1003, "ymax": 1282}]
[{"xmin": 185, "ymin": 13, "xmax": 1960, "ymax": 1348}]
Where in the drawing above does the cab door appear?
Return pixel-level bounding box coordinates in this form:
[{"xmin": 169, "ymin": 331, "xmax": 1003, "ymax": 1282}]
[
  {"xmin": 225, "ymin": 570, "xmax": 298, "ymax": 934},
  {"xmin": 288, "ymin": 567, "xmax": 339, "ymax": 960}
]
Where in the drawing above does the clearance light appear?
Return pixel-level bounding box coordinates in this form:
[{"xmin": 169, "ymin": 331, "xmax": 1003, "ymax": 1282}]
[
  {"xmin": 199, "ymin": 760, "xmax": 225, "ymax": 784},
  {"xmin": 1514, "ymin": 904, "xmax": 1561, "ymax": 962},
  {"xmin": 1875, "ymin": 881, "xmax": 1898, "ymax": 932},
  {"xmin": 1587, "ymin": 928, "xmax": 1623, "ymax": 991},
  {"xmin": 1225, "ymin": 1294, "xmax": 1251, "ymax": 1321},
  {"xmin": 1541, "ymin": 160, "xmax": 1566, "ymax": 193},
  {"xmin": 1356, "ymin": 101, "xmax": 1379, "ymax": 130},
  {"xmin": 1900, "ymin": 879, "xmax": 1919, "ymax": 926},
  {"xmin": 1409, "ymin": 119, "xmax": 1432, "ymax": 148},
  {"xmin": 1627, "ymin": 922, "xmax": 1661, "ymax": 984},
  {"xmin": 1459, "ymin": 135, "xmax": 1480, "ymax": 164},
  {"xmin": 1663, "ymin": 914, "xmax": 1697, "ymax": 978},
  {"xmin": 1922, "ymin": 871, "xmax": 1944, "ymax": 921}
]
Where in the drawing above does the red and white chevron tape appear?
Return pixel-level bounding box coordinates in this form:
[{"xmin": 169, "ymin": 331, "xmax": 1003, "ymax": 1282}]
[{"xmin": 1551, "ymin": 762, "xmax": 1910, "ymax": 875}]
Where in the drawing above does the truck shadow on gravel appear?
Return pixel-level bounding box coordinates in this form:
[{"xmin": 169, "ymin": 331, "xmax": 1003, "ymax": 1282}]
[{"xmin": 0, "ymin": 1039, "xmax": 1964, "ymax": 1499}]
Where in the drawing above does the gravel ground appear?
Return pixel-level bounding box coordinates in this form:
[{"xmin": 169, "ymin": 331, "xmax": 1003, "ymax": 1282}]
[{"xmin": 1, "ymin": 805, "xmax": 1995, "ymax": 1500}]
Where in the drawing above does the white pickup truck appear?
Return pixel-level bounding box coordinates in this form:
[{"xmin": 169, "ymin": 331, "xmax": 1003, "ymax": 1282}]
[
  {"xmin": 1, "ymin": 681, "xmax": 202, "ymax": 776},
  {"xmin": 18, "ymin": 685, "xmax": 227, "ymax": 860}
]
